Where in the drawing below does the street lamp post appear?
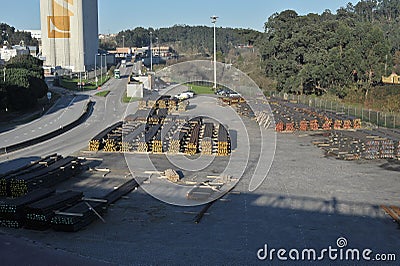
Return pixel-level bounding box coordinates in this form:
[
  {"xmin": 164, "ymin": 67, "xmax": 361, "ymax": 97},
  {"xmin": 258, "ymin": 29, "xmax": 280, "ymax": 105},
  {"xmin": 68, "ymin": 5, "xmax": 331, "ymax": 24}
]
[
  {"xmin": 94, "ymin": 54, "xmax": 97, "ymax": 86},
  {"xmin": 211, "ymin": 16, "xmax": 218, "ymax": 89},
  {"xmin": 150, "ymin": 32, "xmax": 153, "ymax": 72},
  {"xmin": 122, "ymin": 35, "xmax": 125, "ymax": 48},
  {"xmin": 3, "ymin": 67, "xmax": 5, "ymax": 83},
  {"xmin": 100, "ymin": 53, "xmax": 103, "ymax": 86}
]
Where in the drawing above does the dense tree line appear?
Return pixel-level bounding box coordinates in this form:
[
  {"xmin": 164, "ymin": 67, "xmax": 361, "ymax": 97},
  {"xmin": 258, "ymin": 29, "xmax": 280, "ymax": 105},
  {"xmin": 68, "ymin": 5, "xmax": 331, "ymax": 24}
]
[
  {"xmin": 102, "ymin": 25, "xmax": 261, "ymax": 56},
  {"xmin": 0, "ymin": 55, "xmax": 47, "ymax": 111},
  {"xmin": 260, "ymin": 0, "xmax": 400, "ymax": 97},
  {"xmin": 0, "ymin": 23, "xmax": 38, "ymax": 47}
]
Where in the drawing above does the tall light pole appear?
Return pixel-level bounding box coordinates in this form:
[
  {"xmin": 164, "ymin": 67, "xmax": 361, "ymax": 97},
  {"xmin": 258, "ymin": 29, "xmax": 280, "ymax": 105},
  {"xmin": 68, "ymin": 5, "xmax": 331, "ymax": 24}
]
[
  {"xmin": 100, "ymin": 53, "xmax": 103, "ymax": 86},
  {"xmin": 122, "ymin": 35, "xmax": 125, "ymax": 48},
  {"xmin": 150, "ymin": 32, "xmax": 153, "ymax": 72},
  {"xmin": 94, "ymin": 54, "xmax": 97, "ymax": 86},
  {"xmin": 211, "ymin": 16, "xmax": 218, "ymax": 89}
]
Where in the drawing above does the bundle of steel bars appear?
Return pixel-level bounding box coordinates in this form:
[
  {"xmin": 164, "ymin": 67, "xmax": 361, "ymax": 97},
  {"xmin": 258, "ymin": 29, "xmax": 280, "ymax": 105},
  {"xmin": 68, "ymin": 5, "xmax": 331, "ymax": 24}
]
[
  {"xmin": 0, "ymin": 189, "xmax": 54, "ymax": 228},
  {"xmin": 25, "ymin": 191, "xmax": 83, "ymax": 230}
]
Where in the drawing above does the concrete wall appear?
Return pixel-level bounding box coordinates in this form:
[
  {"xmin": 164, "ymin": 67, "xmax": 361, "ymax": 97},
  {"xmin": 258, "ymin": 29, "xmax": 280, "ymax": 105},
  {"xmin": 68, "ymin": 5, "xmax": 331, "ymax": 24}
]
[
  {"xmin": 127, "ymin": 83, "xmax": 144, "ymax": 98},
  {"xmin": 40, "ymin": 0, "xmax": 98, "ymax": 72}
]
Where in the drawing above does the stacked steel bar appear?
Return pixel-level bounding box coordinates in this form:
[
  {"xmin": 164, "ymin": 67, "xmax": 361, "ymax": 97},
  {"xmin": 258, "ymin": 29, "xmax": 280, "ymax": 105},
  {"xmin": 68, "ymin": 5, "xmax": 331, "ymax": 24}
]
[
  {"xmin": 0, "ymin": 154, "xmax": 61, "ymax": 197},
  {"xmin": 51, "ymin": 200, "xmax": 105, "ymax": 232},
  {"xmin": 52, "ymin": 179, "xmax": 139, "ymax": 232},
  {"xmin": 0, "ymin": 189, "xmax": 54, "ymax": 228},
  {"xmin": 9, "ymin": 157, "xmax": 81, "ymax": 198},
  {"xmin": 201, "ymin": 123, "xmax": 214, "ymax": 155},
  {"xmin": 217, "ymin": 124, "xmax": 231, "ymax": 156},
  {"xmin": 25, "ymin": 191, "xmax": 83, "ymax": 230}
]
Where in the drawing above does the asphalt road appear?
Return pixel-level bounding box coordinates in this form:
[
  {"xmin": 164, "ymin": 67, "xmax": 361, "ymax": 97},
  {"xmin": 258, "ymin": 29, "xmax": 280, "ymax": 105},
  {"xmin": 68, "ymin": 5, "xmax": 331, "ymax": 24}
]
[
  {"xmin": 0, "ymin": 94, "xmax": 88, "ymax": 147},
  {"xmin": 0, "ymin": 64, "xmax": 136, "ymax": 169}
]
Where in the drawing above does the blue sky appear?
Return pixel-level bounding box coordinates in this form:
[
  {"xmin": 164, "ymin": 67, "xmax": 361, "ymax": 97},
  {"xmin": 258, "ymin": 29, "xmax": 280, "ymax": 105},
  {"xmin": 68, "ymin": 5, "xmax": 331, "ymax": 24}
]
[{"xmin": 1, "ymin": 0, "xmax": 357, "ymax": 33}]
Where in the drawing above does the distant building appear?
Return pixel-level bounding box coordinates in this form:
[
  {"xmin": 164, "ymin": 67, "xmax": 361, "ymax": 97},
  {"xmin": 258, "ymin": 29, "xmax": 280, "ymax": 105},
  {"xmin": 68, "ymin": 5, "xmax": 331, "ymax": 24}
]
[
  {"xmin": 40, "ymin": 0, "xmax": 99, "ymax": 72},
  {"xmin": 27, "ymin": 46, "xmax": 38, "ymax": 57},
  {"xmin": 24, "ymin": 30, "xmax": 42, "ymax": 40},
  {"xmin": 0, "ymin": 45, "xmax": 30, "ymax": 61},
  {"xmin": 382, "ymin": 73, "xmax": 400, "ymax": 85}
]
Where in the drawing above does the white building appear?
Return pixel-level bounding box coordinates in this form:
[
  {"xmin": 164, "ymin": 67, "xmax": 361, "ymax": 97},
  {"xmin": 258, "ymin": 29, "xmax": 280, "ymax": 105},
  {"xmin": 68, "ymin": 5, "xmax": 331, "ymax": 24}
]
[
  {"xmin": 40, "ymin": 0, "xmax": 99, "ymax": 73},
  {"xmin": 0, "ymin": 45, "xmax": 30, "ymax": 61},
  {"xmin": 24, "ymin": 30, "xmax": 42, "ymax": 40}
]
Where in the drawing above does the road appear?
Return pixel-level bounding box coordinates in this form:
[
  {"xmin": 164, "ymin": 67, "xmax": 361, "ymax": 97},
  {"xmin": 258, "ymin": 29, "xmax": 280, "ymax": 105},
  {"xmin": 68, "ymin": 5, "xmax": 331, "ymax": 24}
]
[
  {"xmin": 0, "ymin": 64, "xmax": 136, "ymax": 169},
  {"xmin": 0, "ymin": 94, "xmax": 88, "ymax": 147}
]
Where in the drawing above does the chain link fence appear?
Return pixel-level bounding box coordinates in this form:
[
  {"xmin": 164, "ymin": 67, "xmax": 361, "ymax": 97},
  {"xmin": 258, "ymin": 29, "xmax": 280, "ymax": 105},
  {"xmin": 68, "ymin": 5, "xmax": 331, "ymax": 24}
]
[{"xmin": 269, "ymin": 92, "xmax": 400, "ymax": 129}]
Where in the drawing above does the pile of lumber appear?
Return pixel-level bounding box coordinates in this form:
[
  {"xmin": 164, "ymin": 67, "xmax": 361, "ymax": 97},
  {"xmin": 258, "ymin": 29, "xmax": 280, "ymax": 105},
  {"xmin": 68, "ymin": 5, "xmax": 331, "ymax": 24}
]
[
  {"xmin": 168, "ymin": 122, "xmax": 191, "ymax": 154},
  {"xmin": 88, "ymin": 122, "xmax": 123, "ymax": 151},
  {"xmin": 314, "ymin": 129, "xmax": 400, "ymax": 160},
  {"xmin": 185, "ymin": 123, "xmax": 201, "ymax": 155},
  {"xmin": 270, "ymin": 97, "xmax": 362, "ymax": 132},
  {"xmin": 165, "ymin": 169, "xmax": 180, "ymax": 183}
]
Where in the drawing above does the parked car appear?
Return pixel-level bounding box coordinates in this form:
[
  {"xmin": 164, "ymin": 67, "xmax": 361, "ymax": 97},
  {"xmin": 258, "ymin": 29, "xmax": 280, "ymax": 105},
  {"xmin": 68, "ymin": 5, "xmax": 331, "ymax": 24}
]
[
  {"xmin": 229, "ymin": 92, "xmax": 241, "ymax": 98},
  {"xmin": 174, "ymin": 93, "xmax": 190, "ymax": 100},
  {"xmin": 183, "ymin": 90, "xmax": 195, "ymax": 98}
]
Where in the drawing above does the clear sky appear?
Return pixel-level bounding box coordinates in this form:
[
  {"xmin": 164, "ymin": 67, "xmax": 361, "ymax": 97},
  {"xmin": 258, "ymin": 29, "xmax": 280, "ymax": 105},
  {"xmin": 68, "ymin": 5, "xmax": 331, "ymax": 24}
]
[{"xmin": 1, "ymin": 0, "xmax": 358, "ymax": 33}]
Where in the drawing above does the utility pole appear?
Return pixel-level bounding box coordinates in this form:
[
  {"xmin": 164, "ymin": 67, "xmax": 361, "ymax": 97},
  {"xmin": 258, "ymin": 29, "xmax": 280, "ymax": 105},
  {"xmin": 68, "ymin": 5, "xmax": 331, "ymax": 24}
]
[
  {"xmin": 211, "ymin": 16, "xmax": 218, "ymax": 89},
  {"xmin": 95, "ymin": 54, "xmax": 97, "ymax": 86},
  {"xmin": 150, "ymin": 32, "xmax": 153, "ymax": 72}
]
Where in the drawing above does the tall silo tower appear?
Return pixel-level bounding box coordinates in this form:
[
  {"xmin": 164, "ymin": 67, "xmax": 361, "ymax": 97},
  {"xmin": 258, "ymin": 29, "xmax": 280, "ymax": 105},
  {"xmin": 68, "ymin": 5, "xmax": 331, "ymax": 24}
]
[{"xmin": 40, "ymin": 0, "xmax": 98, "ymax": 72}]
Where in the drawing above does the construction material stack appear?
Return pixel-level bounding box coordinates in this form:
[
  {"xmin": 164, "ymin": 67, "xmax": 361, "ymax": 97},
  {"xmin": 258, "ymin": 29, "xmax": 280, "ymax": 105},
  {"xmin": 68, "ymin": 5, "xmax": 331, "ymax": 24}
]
[
  {"xmin": 186, "ymin": 122, "xmax": 201, "ymax": 155},
  {"xmin": 201, "ymin": 123, "xmax": 214, "ymax": 155},
  {"xmin": 217, "ymin": 124, "xmax": 231, "ymax": 156},
  {"xmin": 9, "ymin": 156, "xmax": 81, "ymax": 198},
  {"xmin": 25, "ymin": 191, "xmax": 83, "ymax": 230},
  {"xmin": 0, "ymin": 189, "xmax": 54, "ymax": 228}
]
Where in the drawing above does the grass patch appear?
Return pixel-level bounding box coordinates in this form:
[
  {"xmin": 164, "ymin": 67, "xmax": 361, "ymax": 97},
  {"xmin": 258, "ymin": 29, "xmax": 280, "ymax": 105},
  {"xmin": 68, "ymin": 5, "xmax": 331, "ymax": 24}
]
[
  {"xmin": 95, "ymin": 90, "xmax": 110, "ymax": 97},
  {"xmin": 186, "ymin": 83, "xmax": 214, "ymax": 94},
  {"xmin": 60, "ymin": 76, "xmax": 110, "ymax": 91}
]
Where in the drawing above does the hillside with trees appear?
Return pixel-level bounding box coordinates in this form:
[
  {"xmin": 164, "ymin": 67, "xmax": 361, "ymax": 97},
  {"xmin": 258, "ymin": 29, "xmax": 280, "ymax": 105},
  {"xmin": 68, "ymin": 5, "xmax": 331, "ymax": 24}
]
[
  {"xmin": 101, "ymin": 25, "xmax": 261, "ymax": 57},
  {"xmin": 260, "ymin": 0, "xmax": 400, "ymax": 100}
]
